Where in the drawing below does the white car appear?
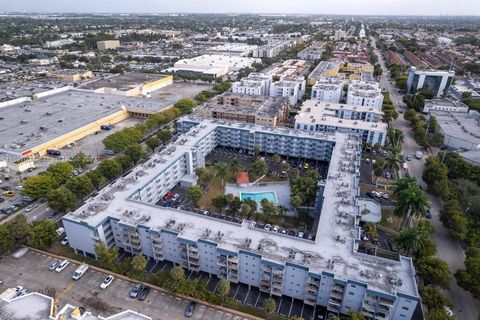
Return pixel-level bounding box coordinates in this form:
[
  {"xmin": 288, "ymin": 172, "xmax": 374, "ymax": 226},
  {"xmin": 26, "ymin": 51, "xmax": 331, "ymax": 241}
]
[
  {"xmin": 171, "ymin": 194, "xmax": 180, "ymax": 202},
  {"xmin": 264, "ymin": 224, "xmax": 272, "ymax": 231},
  {"xmin": 272, "ymin": 226, "xmax": 279, "ymax": 233},
  {"xmin": 60, "ymin": 237, "xmax": 69, "ymax": 246},
  {"xmin": 297, "ymin": 232, "xmax": 304, "ymax": 238},
  {"xmin": 56, "ymin": 227, "xmax": 65, "ymax": 237},
  {"xmin": 24, "ymin": 204, "xmax": 38, "ymax": 212},
  {"xmin": 55, "ymin": 259, "xmax": 70, "ymax": 272},
  {"xmin": 100, "ymin": 275, "xmax": 114, "ymax": 289}
]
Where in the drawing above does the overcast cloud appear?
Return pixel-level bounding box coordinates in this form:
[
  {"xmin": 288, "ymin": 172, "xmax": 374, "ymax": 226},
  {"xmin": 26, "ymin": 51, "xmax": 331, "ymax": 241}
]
[{"xmin": 1, "ymin": 0, "xmax": 480, "ymax": 16}]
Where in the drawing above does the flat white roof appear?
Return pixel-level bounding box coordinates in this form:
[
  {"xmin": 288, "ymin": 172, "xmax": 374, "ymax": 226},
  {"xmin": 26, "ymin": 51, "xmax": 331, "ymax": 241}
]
[{"xmin": 64, "ymin": 118, "xmax": 416, "ymax": 298}]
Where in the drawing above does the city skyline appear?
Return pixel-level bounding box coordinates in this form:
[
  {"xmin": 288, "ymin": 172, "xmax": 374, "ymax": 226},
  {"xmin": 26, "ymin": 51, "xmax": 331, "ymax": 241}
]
[{"xmin": 2, "ymin": 0, "xmax": 480, "ymax": 16}]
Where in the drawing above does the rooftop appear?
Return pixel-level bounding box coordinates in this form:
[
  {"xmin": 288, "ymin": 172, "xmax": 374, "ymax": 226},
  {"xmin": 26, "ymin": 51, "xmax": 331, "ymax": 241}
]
[
  {"xmin": 309, "ymin": 60, "xmax": 341, "ymax": 78},
  {"xmin": 80, "ymin": 73, "xmax": 171, "ymax": 92},
  {"xmin": 433, "ymin": 110, "xmax": 480, "ymax": 147},
  {"xmin": 0, "ymin": 89, "xmax": 174, "ymax": 156},
  {"xmin": 0, "ymin": 293, "xmax": 53, "ymax": 319},
  {"xmin": 64, "ymin": 117, "xmax": 417, "ymax": 298}
]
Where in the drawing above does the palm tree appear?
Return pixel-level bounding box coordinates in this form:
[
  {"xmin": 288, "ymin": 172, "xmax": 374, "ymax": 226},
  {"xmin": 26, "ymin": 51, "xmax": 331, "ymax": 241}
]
[
  {"xmin": 394, "ymin": 183, "xmax": 430, "ymax": 227},
  {"xmin": 394, "ymin": 227, "xmax": 430, "ymax": 256},
  {"xmin": 383, "ymin": 155, "xmax": 402, "ymax": 177},
  {"xmin": 215, "ymin": 162, "xmax": 230, "ymax": 187},
  {"xmin": 392, "ymin": 177, "xmax": 417, "ymax": 198},
  {"xmin": 387, "ymin": 128, "xmax": 404, "ymax": 155},
  {"xmin": 229, "ymin": 159, "xmax": 243, "ymax": 175},
  {"xmin": 278, "ymin": 206, "xmax": 288, "ymax": 222}
]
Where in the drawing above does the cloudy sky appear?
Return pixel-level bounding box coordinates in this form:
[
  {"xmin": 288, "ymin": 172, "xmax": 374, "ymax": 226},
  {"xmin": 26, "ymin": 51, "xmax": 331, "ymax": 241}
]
[{"xmin": 1, "ymin": 0, "xmax": 480, "ymax": 16}]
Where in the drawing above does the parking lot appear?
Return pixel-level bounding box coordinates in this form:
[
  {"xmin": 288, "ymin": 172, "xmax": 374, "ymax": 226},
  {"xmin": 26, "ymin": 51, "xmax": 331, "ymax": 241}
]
[{"xmin": 0, "ymin": 250, "xmax": 249, "ymax": 320}]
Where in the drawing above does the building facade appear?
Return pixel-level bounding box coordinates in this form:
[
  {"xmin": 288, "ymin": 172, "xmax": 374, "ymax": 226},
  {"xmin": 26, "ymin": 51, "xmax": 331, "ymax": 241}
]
[
  {"xmin": 311, "ymin": 78, "xmax": 344, "ymax": 103},
  {"xmin": 347, "ymin": 81, "xmax": 384, "ymax": 109},
  {"xmin": 232, "ymin": 73, "xmax": 272, "ymax": 96},
  {"xmin": 97, "ymin": 40, "xmax": 121, "ymax": 50},
  {"xmin": 270, "ymin": 76, "xmax": 306, "ymax": 105},
  {"xmin": 62, "ymin": 117, "xmax": 418, "ymax": 320},
  {"xmin": 406, "ymin": 67, "xmax": 455, "ymax": 97}
]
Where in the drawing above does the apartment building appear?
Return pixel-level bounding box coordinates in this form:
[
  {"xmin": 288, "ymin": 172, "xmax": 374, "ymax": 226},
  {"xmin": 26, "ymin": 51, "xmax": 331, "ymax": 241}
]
[
  {"xmin": 297, "ymin": 47, "xmax": 324, "ymax": 61},
  {"xmin": 347, "ymin": 81, "xmax": 384, "ymax": 109},
  {"xmin": 406, "ymin": 66, "xmax": 455, "ymax": 97},
  {"xmin": 231, "ymin": 73, "xmax": 272, "ymax": 96},
  {"xmin": 97, "ymin": 40, "xmax": 121, "ymax": 50},
  {"xmin": 295, "ymin": 100, "xmax": 387, "ymax": 146},
  {"xmin": 308, "ymin": 60, "xmax": 341, "ymax": 85},
  {"xmin": 62, "ymin": 117, "xmax": 417, "ymax": 320},
  {"xmin": 334, "ymin": 30, "xmax": 347, "ymax": 41},
  {"xmin": 268, "ymin": 59, "xmax": 308, "ymax": 79},
  {"xmin": 252, "ymin": 41, "xmax": 291, "ymax": 58},
  {"xmin": 194, "ymin": 93, "xmax": 289, "ymax": 126},
  {"xmin": 270, "ymin": 76, "xmax": 306, "ymax": 105},
  {"xmin": 311, "ymin": 78, "xmax": 344, "ymax": 103}
]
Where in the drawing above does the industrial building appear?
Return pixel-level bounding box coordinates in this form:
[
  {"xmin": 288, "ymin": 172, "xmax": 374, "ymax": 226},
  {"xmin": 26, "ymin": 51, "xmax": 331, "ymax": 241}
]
[
  {"xmin": 0, "ymin": 89, "xmax": 175, "ymax": 161},
  {"xmin": 97, "ymin": 40, "xmax": 121, "ymax": 50},
  {"xmin": 80, "ymin": 73, "xmax": 173, "ymax": 97},
  {"xmin": 194, "ymin": 93, "xmax": 289, "ymax": 126},
  {"xmin": 167, "ymin": 55, "xmax": 260, "ymax": 78},
  {"xmin": 347, "ymin": 81, "xmax": 384, "ymax": 109},
  {"xmin": 406, "ymin": 67, "xmax": 455, "ymax": 97},
  {"xmin": 311, "ymin": 78, "xmax": 344, "ymax": 103},
  {"xmin": 62, "ymin": 117, "xmax": 418, "ymax": 320},
  {"xmin": 294, "ymin": 100, "xmax": 387, "ymax": 146},
  {"xmin": 0, "ymin": 291, "xmax": 151, "ymax": 319},
  {"xmin": 422, "ymin": 99, "xmax": 469, "ymax": 114},
  {"xmin": 432, "ymin": 110, "xmax": 480, "ymax": 152},
  {"xmin": 50, "ymin": 69, "xmax": 94, "ymax": 83}
]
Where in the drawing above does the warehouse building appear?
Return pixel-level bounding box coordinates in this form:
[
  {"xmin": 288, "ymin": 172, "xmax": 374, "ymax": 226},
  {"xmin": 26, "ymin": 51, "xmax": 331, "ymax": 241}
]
[
  {"xmin": 0, "ymin": 89, "xmax": 175, "ymax": 161},
  {"xmin": 62, "ymin": 117, "xmax": 419, "ymax": 320},
  {"xmin": 80, "ymin": 72, "xmax": 173, "ymax": 97}
]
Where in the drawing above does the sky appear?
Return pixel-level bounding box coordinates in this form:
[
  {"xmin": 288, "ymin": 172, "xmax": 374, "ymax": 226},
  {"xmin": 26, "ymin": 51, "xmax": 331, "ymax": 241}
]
[{"xmin": 1, "ymin": 0, "xmax": 480, "ymax": 16}]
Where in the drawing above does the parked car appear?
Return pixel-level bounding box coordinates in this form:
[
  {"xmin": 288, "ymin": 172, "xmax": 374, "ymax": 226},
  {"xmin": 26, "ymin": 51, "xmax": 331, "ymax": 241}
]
[
  {"xmin": 104, "ymin": 149, "xmax": 116, "ymax": 156},
  {"xmin": 61, "ymin": 237, "xmax": 69, "ymax": 246},
  {"xmin": 406, "ymin": 155, "xmax": 411, "ymax": 161},
  {"xmin": 55, "ymin": 260, "xmax": 70, "ymax": 272},
  {"xmin": 171, "ymin": 194, "xmax": 180, "ymax": 202},
  {"xmin": 48, "ymin": 259, "xmax": 61, "ymax": 271},
  {"xmin": 184, "ymin": 302, "xmax": 197, "ymax": 317},
  {"xmin": 297, "ymin": 231, "xmax": 304, "ymax": 238},
  {"xmin": 24, "ymin": 204, "xmax": 38, "ymax": 212},
  {"xmin": 100, "ymin": 275, "xmax": 114, "ymax": 289},
  {"xmin": 56, "ymin": 227, "xmax": 65, "ymax": 237},
  {"xmin": 272, "ymin": 226, "xmax": 280, "ymax": 233},
  {"xmin": 72, "ymin": 264, "xmax": 89, "ymax": 280},
  {"xmin": 22, "ymin": 196, "xmax": 33, "ymax": 202},
  {"xmin": 425, "ymin": 210, "xmax": 432, "ymax": 219},
  {"xmin": 12, "ymin": 248, "xmax": 28, "ymax": 259},
  {"xmin": 3, "ymin": 191, "xmax": 14, "ymax": 197},
  {"xmin": 381, "ymin": 192, "xmax": 389, "ymax": 199},
  {"xmin": 366, "ymin": 192, "xmax": 374, "ymax": 199},
  {"xmin": 138, "ymin": 287, "xmax": 150, "ymax": 301},
  {"xmin": 264, "ymin": 224, "xmax": 272, "ymax": 231},
  {"xmin": 1, "ymin": 186, "xmax": 12, "ymax": 191},
  {"xmin": 48, "ymin": 211, "xmax": 58, "ymax": 219},
  {"xmin": 129, "ymin": 283, "xmax": 143, "ymax": 298}
]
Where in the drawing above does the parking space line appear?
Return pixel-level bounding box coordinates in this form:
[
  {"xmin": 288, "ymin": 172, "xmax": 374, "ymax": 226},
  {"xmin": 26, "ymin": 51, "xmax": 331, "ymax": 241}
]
[
  {"xmin": 300, "ymin": 303, "xmax": 305, "ymax": 318},
  {"xmin": 233, "ymin": 285, "xmax": 240, "ymax": 299},
  {"xmin": 254, "ymin": 292, "xmax": 261, "ymax": 307},
  {"xmin": 278, "ymin": 297, "xmax": 284, "ymax": 315},
  {"xmin": 55, "ymin": 282, "xmax": 76, "ymax": 301},
  {"xmin": 243, "ymin": 289, "xmax": 250, "ymax": 304},
  {"xmin": 288, "ymin": 298, "xmax": 294, "ymax": 318}
]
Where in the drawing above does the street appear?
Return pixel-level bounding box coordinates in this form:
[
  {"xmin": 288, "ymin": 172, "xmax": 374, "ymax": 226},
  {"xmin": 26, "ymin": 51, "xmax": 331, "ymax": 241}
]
[{"xmin": 372, "ymin": 37, "xmax": 480, "ymax": 320}]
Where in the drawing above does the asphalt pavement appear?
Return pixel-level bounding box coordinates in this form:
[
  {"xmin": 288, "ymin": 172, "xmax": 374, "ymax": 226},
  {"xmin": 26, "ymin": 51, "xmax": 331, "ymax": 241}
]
[{"xmin": 372, "ymin": 37, "xmax": 480, "ymax": 320}]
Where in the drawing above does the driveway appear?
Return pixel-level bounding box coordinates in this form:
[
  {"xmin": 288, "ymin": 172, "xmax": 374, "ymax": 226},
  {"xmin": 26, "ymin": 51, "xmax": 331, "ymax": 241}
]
[{"xmin": 372, "ymin": 37, "xmax": 480, "ymax": 320}]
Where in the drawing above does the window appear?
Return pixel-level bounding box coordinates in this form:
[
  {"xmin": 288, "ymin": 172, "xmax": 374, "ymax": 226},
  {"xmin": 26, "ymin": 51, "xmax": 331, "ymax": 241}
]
[{"xmin": 402, "ymin": 307, "xmax": 409, "ymax": 311}]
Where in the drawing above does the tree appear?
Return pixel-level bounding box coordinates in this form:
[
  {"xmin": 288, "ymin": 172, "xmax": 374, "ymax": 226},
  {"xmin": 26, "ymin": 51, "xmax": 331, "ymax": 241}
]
[
  {"xmin": 394, "ymin": 226, "xmax": 430, "ymax": 256},
  {"xmin": 22, "ymin": 175, "xmax": 55, "ymax": 199},
  {"xmin": 86, "ymin": 169, "xmax": 108, "ymax": 190},
  {"xmin": 217, "ymin": 279, "xmax": 231, "ymax": 299},
  {"xmin": 196, "ymin": 168, "xmax": 214, "ymax": 184},
  {"xmin": 278, "ymin": 206, "xmax": 288, "ymax": 221},
  {"xmin": 187, "ymin": 185, "xmax": 204, "ymax": 206},
  {"xmin": 157, "ymin": 130, "xmax": 172, "ymax": 144},
  {"xmin": 290, "ymin": 168, "xmax": 300, "ymax": 178},
  {"xmin": 46, "ymin": 162, "xmax": 75, "ymax": 186},
  {"xmin": 229, "ymin": 159, "xmax": 243, "ymax": 175},
  {"xmin": 228, "ymin": 196, "xmax": 242, "ymax": 217},
  {"xmin": 47, "ymin": 187, "xmax": 76, "ymax": 213},
  {"xmin": 95, "ymin": 243, "xmax": 118, "ymax": 269},
  {"xmin": 215, "ymin": 162, "xmax": 230, "ymax": 186},
  {"xmin": 423, "ymin": 156, "xmax": 449, "ymax": 198},
  {"xmin": 145, "ymin": 137, "xmax": 161, "ymax": 152},
  {"xmin": 116, "ymin": 155, "xmax": 134, "ymax": 172},
  {"xmin": 393, "ymin": 180, "xmax": 430, "ymax": 226},
  {"xmin": 8, "ymin": 214, "xmax": 30, "ymax": 242},
  {"xmin": 281, "ymin": 162, "xmax": 290, "ymax": 173},
  {"xmin": 0, "ymin": 224, "xmax": 15, "ymax": 254},
  {"xmin": 27, "ymin": 220, "xmax": 58, "ymax": 249},
  {"xmin": 383, "ymin": 156, "xmax": 401, "ymax": 175},
  {"xmin": 456, "ymin": 252, "xmax": 480, "ymax": 298},
  {"xmin": 386, "ymin": 128, "xmax": 404, "ymax": 154},
  {"xmin": 124, "ymin": 144, "xmax": 144, "ymax": 165},
  {"xmin": 291, "ymin": 195, "xmax": 302, "ymax": 208},
  {"xmin": 425, "ymin": 309, "xmax": 455, "ymax": 320},
  {"xmin": 416, "ymin": 256, "xmax": 451, "ymax": 288},
  {"xmin": 169, "ymin": 266, "xmax": 185, "ymax": 292},
  {"xmin": 242, "ymin": 198, "xmax": 257, "ymax": 218},
  {"xmin": 97, "ymin": 159, "xmax": 123, "ymax": 181},
  {"xmin": 251, "ymin": 159, "xmax": 268, "ymax": 177},
  {"xmin": 131, "ymin": 254, "xmax": 148, "ymax": 273},
  {"xmin": 174, "ymin": 98, "xmax": 197, "ymax": 113},
  {"xmin": 240, "ymin": 204, "xmax": 251, "ymax": 218},
  {"xmin": 103, "ymin": 125, "xmax": 146, "ymax": 152},
  {"xmin": 66, "ymin": 176, "xmax": 94, "ymax": 200},
  {"xmin": 264, "ymin": 298, "xmax": 277, "ymax": 319},
  {"xmin": 69, "ymin": 152, "xmax": 94, "ymax": 169},
  {"xmin": 253, "ymin": 146, "xmax": 261, "ymax": 158},
  {"xmin": 420, "ymin": 286, "xmax": 452, "ymax": 311},
  {"xmin": 272, "ymin": 154, "xmax": 281, "ymax": 165},
  {"xmin": 260, "ymin": 199, "xmax": 277, "ymax": 222}
]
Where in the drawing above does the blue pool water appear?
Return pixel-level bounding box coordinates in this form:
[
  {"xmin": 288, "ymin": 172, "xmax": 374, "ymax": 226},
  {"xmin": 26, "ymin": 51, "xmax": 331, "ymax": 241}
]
[{"xmin": 240, "ymin": 191, "xmax": 277, "ymax": 203}]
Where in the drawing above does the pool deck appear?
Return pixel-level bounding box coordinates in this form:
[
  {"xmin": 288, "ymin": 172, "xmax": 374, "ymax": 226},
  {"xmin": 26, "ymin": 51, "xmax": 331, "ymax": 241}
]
[{"xmin": 226, "ymin": 182, "xmax": 293, "ymax": 214}]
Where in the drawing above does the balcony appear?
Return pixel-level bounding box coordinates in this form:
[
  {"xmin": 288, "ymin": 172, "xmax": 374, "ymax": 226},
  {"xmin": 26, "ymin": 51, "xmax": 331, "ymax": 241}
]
[
  {"xmin": 217, "ymin": 259, "xmax": 227, "ymax": 267},
  {"xmin": 304, "ymin": 298, "xmax": 316, "ymax": 306},
  {"xmin": 330, "ymin": 291, "xmax": 343, "ymax": 299},
  {"xmin": 308, "ymin": 277, "xmax": 320, "ymax": 286}
]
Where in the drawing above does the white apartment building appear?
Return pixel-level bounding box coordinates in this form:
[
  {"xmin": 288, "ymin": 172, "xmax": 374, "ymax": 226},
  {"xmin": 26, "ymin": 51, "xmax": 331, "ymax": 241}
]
[
  {"xmin": 347, "ymin": 81, "xmax": 384, "ymax": 109},
  {"xmin": 270, "ymin": 76, "xmax": 306, "ymax": 105},
  {"xmin": 232, "ymin": 73, "xmax": 272, "ymax": 96},
  {"xmin": 252, "ymin": 41, "xmax": 291, "ymax": 58},
  {"xmin": 334, "ymin": 30, "xmax": 347, "ymax": 41},
  {"xmin": 295, "ymin": 100, "xmax": 387, "ymax": 146},
  {"xmin": 62, "ymin": 117, "xmax": 418, "ymax": 320},
  {"xmin": 407, "ymin": 67, "xmax": 455, "ymax": 97},
  {"xmin": 311, "ymin": 78, "xmax": 344, "ymax": 103}
]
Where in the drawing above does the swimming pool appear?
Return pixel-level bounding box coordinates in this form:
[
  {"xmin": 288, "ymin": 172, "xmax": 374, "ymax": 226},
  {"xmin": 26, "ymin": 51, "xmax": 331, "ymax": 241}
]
[{"xmin": 240, "ymin": 191, "xmax": 277, "ymax": 203}]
